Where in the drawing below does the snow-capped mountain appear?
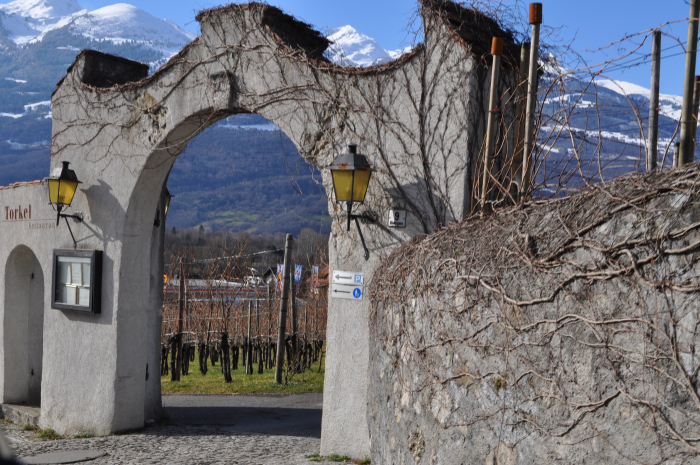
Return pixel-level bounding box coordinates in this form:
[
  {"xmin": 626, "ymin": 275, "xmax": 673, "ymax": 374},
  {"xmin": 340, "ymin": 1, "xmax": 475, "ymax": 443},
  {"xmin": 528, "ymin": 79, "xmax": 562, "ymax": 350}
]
[
  {"xmin": 594, "ymin": 79, "xmax": 682, "ymax": 121},
  {"xmin": 69, "ymin": 4, "xmax": 194, "ymax": 55},
  {"xmin": 0, "ymin": 0, "xmax": 194, "ymax": 53},
  {"xmin": 536, "ymin": 73, "xmax": 688, "ymax": 193},
  {"xmin": 0, "ymin": 0, "xmax": 84, "ymax": 45},
  {"xmin": 326, "ymin": 25, "xmax": 410, "ymax": 67}
]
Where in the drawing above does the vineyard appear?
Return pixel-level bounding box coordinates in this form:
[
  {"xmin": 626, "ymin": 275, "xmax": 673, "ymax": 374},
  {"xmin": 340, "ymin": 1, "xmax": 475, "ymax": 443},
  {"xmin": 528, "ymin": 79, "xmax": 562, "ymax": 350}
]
[{"xmin": 160, "ymin": 240, "xmax": 328, "ymax": 388}]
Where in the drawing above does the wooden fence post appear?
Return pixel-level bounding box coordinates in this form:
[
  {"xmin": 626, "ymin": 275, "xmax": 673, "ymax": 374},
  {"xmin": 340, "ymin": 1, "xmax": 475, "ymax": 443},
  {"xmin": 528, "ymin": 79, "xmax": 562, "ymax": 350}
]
[
  {"xmin": 481, "ymin": 36, "xmax": 504, "ymax": 215},
  {"xmin": 648, "ymin": 31, "xmax": 661, "ymax": 171},
  {"xmin": 521, "ymin": 3, "xmax": 543, "ymax": 196},
  {"xmin": 275, "ymin": 234, "xmax": 294, "ymax": 384},
  {"xmin": 173, "ymin": 259, "xmax": 185, "ymax": 382},
  {"xmin": 679, "ymin": 0, "xmax": 700, "ymax": 166}
]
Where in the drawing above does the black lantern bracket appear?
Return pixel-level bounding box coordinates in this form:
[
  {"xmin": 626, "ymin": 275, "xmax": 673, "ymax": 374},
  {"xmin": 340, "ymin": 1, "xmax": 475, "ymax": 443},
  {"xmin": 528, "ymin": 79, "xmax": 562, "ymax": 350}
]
[
  {"xmin": 345, "ymin": 202, "xmax": 377, "ymax": 260},
  {"xmin": 56, "ymin": 209, "xmax": 83, "ymax": 249}
]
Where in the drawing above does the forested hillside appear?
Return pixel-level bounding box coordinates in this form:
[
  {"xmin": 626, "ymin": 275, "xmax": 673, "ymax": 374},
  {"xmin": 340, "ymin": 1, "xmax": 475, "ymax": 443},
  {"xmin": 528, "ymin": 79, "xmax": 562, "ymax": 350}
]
[{"xmin": 167, "ymin": 119, "xmax": 330, "ymax": 235}]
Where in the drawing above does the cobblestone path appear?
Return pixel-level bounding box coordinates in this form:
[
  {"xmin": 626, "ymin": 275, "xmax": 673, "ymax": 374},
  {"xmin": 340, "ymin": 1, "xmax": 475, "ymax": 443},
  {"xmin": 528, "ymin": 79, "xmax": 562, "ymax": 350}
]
[{"xmin": 4, "ymin": 394, "xmax": 336, "ymax": 465}]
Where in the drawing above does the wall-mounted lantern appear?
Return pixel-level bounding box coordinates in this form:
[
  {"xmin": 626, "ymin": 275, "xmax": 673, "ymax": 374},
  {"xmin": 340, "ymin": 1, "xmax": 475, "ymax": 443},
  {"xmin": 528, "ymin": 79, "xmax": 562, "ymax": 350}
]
[
  {"xmin": 46, "ymin": 161, "xmax": 83, "ymax": 248},
  {"xmin": 154, "ymin": 187, "xmax": 173, "ymax": 227},
  {"xmin": 164, "ymin": 188, "xmax": 173, "ymax": 218},
  {"xmin": 329, "ymin": 144, "xmax": 375, "ymax": 260}
]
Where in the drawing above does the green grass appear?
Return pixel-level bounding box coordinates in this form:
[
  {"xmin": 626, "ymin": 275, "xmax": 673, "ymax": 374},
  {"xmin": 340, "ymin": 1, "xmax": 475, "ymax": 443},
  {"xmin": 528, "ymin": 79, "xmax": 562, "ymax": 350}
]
[
  {"xmin": 161, "ymin": 346, "xmax": 325, "ymax": 395},
  {"xmin": 38, "ymin": 428, "xmax": 61, "ymax": 440},
  {"xmin": 328, "ymin": 455, "xmax": 351, "ymax": 462}
]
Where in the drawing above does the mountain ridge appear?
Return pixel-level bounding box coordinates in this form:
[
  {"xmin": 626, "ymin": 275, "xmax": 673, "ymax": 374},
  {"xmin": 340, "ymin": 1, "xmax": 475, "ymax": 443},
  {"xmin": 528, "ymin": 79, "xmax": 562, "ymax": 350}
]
[
  {"xmin": 0, "ymin": 0, "xmax": 193, "ymax": 53},
  {"xmin": 326, "ymin": 24, "xmax": 411, "ymax": 66},
  {"xmin": 0, "ymin": 0, "xmax": 688, "ymax": 231}
]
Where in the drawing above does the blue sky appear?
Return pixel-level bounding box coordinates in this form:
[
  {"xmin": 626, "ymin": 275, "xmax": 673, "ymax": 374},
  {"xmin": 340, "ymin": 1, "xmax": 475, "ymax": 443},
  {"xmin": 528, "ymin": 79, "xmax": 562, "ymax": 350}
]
[{"xmin": 78, "ymin": 0, "xmax": 696, "ymax": 95}]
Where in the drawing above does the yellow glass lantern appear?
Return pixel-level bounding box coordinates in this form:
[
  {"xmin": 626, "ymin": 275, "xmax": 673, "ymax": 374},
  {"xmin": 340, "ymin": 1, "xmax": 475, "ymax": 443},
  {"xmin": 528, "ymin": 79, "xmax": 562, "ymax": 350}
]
[
  {"xmin": 47, "ymin": 161, "xmax": 81, "ymax": 214},
  {"xmin": 45, "ymin": 161, "xmax": 83, "ymax": 247},
  {"xmin": 164, "ymin": 188, "xmax": 173, "ymax": 218},
  {"xmin": 329, "ymin": 144, "xmax": 376, "ymax": 259},
  {"xmin": 330, "ymin": 144, "xmax": 373, "ymax": 205}
]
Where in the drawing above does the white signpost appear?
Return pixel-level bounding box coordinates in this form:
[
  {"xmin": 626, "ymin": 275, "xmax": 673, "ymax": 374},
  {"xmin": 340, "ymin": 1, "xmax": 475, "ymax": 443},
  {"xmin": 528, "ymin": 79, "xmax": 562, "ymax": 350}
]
[
  {"xmin": 332, "ymin": 270, "xmax": 364, "ymax": 286},
  {"xmin": 332, "ymin": 283, "xmax": 363, "ymax": 300}
]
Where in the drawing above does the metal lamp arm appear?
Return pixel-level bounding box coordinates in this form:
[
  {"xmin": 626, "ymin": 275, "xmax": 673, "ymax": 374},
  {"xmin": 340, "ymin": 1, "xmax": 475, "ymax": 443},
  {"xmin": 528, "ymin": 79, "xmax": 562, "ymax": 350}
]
[
  {"xmin": 344, "ymin": 202, "xmax": 376, "ymax": 260},
  {"xmin": 354, "ymin": 217, "xmax": 370, "ymax": 260},
  {"xmin": 57, "ymin": 211, "xmax": 83, "ymax": 248}
]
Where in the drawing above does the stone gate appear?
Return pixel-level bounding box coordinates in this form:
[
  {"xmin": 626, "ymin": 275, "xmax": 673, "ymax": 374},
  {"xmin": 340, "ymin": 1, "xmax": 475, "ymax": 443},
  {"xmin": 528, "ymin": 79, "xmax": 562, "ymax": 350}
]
[{"xmin": 0, "ymin": 0, "xmax": 519, "ymax": 457}]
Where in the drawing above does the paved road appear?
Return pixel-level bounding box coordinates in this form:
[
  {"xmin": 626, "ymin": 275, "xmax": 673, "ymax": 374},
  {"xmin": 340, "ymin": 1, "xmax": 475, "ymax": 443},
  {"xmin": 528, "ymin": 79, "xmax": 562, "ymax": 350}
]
[
  {"xmin": 6, "ymin": 393, "xmax": 332, "ymax": 465},
  {"xmin": 163, "ymin": 393, "xmax": 323, "ymax": 437}
]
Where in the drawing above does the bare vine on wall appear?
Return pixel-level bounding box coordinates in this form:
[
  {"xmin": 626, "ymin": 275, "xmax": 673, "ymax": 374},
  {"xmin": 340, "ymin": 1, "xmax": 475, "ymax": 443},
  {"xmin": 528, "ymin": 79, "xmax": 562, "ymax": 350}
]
[{"xmin": 370, "ymin": 164, "xmax": 700, "ymax": 462}]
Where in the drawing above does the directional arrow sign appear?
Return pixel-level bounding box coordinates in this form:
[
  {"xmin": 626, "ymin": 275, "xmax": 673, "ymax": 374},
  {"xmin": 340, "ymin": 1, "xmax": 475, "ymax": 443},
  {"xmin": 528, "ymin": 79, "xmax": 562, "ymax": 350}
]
[
  {"xmin": 332, "ymin": 283, "xmax": 363, "ymax": 300},
  {"xmin": 333, "ymin": 270, "xmax": 364, "ymax": 286}
]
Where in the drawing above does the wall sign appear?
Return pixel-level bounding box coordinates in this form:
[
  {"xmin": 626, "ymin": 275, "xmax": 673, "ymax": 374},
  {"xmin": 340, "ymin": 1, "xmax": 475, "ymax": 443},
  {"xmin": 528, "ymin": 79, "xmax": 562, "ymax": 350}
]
[
  {"xmin": 388, "ymin": 209, "xmax": 406, "ymax": 228},
  {"xmin": 3, "ymin": 203, "xmax": 59, "ymax": 230},
  {"xmin": 51, "ymin": 249, "xmax": 103, "ymax": 314},
  {"xmin": 333, "ymin": 270, "xmax": 363, "ymax": 286},
  {"xmin": 4, "ymin": 205, "xmax": 31, "ymax": 221},
  {"xmin": 332, "ymin": 283, "xmax": 363, "ymax": 300}
]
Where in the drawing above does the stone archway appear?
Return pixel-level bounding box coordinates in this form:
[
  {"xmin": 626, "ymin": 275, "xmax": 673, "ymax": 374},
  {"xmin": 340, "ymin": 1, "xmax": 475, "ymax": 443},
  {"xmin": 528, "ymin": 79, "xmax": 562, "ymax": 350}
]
[
  {"xmin": 4, "ymin": 0, "xmax": 522, "ymax": 456},
  {"xmin": 3, "ymin": 245, "xmax": 44, "ymax": 406}
]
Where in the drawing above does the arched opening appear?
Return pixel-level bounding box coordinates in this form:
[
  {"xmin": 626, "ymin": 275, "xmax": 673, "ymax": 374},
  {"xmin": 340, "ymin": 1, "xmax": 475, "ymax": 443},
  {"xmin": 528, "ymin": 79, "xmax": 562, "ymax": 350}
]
[
  {"xmin": 129, "ymin": 111, "xmax": 328, "ymax": 431},
  {"xmin": 3, "ymin": 245, "xmax": 44, "ymax": 406}
]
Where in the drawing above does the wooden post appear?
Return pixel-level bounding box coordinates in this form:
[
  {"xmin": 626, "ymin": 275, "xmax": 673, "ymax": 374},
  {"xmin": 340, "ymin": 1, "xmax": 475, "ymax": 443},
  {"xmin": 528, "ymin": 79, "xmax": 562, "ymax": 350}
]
[
  {"xmin": 275, "ymin": 234, "xmax": 294, "ymax": 384},
  {"xmin": 290, "ymin": 264, "xmax": 298, "ymax": 373},
  {"xmin": 246, "ymin": 299, "xmax": 252, "ymax": 375},
  {"xmin": 679, "ymin": 0, "xmax": 700, "ymax": 166},
  {"xmin": 692, "ymin": 76, "xmax": 700, "ymax": 151},
  {"xmin": 647, "ymin": 31, "xmax": 661, "ymax": 171},
  {"xmin": 304, "ymin": 301, "xmax": 308, "ymax": 350},
  {"xmin": 169, "ymin": 337, "xmax": 177, "ymax": 381},
  {"xmin": 266, "ymin": 282, "xmax": 272, "ymax": 369},
  {"xmin": 481, "ymin": 37, "xmax": 504, "ymax": 215},
  {"xmin": 674, "ymin": 142, "xmax": 681, "ymax": 168},
  {"xmin": 256, "ymin": 295, "xmax": 260, "ymax": 339},
  {"xmin": 173, "ymin": 259, "xmax": 185, "ymax": 382},
  {"xmin": 511, "ymin": 43, "xmax": 530, "ymax": 197},
  {"xmin": 521, "ymin": 3, "xmax": 543, "ymax": 196}
]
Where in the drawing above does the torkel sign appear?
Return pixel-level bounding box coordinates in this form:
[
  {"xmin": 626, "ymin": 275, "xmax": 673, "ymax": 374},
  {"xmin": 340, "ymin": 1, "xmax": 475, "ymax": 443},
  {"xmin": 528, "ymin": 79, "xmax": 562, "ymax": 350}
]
[{"xmin": 4, "ymin": 205, "xmax": 32, "ymax": 221}]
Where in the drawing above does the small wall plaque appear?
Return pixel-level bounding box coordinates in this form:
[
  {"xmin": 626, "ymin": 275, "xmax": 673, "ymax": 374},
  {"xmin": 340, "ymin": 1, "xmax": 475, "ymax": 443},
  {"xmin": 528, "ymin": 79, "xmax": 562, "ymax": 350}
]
[
  {"xmin": 388, "ymin": 209, "xmax": 406, "ymax": 228},
  {"xmin": 51, "ymin": 249, "xmax": 102, "ymax": 314}
]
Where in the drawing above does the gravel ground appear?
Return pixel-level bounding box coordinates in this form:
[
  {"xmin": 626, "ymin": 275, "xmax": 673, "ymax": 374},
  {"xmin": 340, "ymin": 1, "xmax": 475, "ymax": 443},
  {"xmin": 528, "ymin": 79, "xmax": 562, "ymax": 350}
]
[{"xmin": 3, "ymin": 394, "xmax": 343, "ymax": 465}]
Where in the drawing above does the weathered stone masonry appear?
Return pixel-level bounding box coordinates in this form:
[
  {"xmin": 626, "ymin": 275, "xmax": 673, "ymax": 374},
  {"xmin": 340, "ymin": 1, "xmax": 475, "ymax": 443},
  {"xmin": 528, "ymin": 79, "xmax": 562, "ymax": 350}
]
[{"xmin": 370, "ymin": 166, "xmax": 700, "ymax": 464}]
